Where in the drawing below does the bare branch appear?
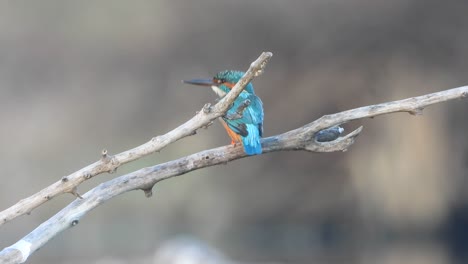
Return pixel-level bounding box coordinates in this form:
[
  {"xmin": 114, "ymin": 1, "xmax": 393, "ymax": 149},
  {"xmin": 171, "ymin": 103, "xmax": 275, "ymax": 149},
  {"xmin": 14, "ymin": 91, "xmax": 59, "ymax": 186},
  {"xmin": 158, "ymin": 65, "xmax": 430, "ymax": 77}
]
[
  {"xmin": 0, "ymin": 52, "xmax": 273, "ymax": 227},
  {"xmin": 279, "ymin": 85, "xmax": 468, "ymax": 151},
  {"xmin": 1, "ymin": 85, "xmax": 466, "ymax": 263}
]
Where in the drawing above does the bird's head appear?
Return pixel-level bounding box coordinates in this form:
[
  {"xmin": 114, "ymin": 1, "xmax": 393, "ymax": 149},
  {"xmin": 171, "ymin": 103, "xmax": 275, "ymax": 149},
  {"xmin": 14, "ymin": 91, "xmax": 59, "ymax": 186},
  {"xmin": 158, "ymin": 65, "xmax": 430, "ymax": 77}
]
[{"xmin": 183, "ymin": 70, "xmax": 255, "ymax": 97}]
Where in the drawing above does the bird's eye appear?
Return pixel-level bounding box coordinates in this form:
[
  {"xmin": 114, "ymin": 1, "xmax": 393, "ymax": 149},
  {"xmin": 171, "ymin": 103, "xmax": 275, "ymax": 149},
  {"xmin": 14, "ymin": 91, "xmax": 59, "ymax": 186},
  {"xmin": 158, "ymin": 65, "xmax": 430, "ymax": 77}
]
[{"xmin": 216, "ymin": 78, "xmax": 226, "ymax": 84}]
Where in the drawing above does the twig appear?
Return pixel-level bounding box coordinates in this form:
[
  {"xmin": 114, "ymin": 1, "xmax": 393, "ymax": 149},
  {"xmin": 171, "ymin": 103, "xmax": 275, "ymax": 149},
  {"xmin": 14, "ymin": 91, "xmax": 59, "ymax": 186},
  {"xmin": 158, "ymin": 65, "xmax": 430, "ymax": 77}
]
[
  {"xmin": 224, "ymin": 99, "xmax": 251, "ymax": 120},
  {"xmin": 1, "ymin": 85, "xmax": 466, "ymax": 263},
  {"xmin": 0, "ymin": 52, "xmax": 273, "ymax": 227}
]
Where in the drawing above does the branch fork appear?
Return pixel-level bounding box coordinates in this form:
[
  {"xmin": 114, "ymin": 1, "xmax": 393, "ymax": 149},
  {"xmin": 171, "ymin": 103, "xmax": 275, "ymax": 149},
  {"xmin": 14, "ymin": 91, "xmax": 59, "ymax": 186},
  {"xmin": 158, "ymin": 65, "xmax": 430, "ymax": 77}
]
[{"xmin": 0, "ymin": 51, "xmax": 273, "ymax": 229}]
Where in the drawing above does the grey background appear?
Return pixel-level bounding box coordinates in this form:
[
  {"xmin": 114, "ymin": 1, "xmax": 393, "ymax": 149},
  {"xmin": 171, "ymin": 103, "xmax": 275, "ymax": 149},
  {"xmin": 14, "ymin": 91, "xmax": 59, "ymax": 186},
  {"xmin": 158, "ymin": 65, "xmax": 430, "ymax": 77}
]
[{"xmin": 0, "ymin": 1, "xmax": 467, "ymax": 263}]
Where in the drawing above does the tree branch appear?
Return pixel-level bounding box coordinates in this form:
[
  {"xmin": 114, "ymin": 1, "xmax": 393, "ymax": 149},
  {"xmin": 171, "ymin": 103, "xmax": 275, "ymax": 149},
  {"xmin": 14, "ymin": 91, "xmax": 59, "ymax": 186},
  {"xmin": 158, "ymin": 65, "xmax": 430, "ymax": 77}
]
[
  {"xmin": 0, "ymin": 52, "xmax": 273, "ymax": 227},
  {"xmin": 1, "ymin": 84, "xmax": 466, "ymax": 263}
]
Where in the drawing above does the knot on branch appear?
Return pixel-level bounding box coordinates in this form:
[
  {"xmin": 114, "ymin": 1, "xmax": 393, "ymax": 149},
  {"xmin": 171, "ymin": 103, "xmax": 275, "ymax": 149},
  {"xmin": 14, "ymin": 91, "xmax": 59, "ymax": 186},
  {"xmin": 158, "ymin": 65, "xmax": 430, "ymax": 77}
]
[
  {"xmin": 306, "ymin": 126, "xmax": 363, "ymax": 152},
  {"xmin": 202, "ymin": 103, "xmax": 212, "ymax": 114}
]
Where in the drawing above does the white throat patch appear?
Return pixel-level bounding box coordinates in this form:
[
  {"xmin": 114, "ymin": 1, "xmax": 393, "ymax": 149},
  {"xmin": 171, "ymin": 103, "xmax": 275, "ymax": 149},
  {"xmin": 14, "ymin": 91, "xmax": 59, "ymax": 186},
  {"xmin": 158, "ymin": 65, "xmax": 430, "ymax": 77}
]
[{"xmin": 211, "ymin": 85, "xmax": 227, "ymax": 97}]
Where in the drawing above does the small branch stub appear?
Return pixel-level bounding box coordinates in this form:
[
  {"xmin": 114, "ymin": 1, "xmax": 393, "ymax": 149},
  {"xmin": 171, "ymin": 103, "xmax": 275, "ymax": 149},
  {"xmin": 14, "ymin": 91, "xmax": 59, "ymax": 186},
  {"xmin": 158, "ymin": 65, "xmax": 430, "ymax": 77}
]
[
  {"xmin": 70, "ymin": 187, "xmax": 83, "ymax": 199},
  {"xmin": 202, "ymin": 121, "xmax": 214, "ymax": 129},
  {"xmin": 252, "ymin": 52, "xmax": 272, "ymax": 76},
  {"xmin": 409, "ymin": 107, "xmax": 424, "ymax": 116},
  {"xmin": 225, "ymin": 99, "xmax": 251, "ymax": 120},
  {"xmin": 202, "ymin": 103, "xmax": 212, "ymax": 113},
  {"xmin": 143, "ymin": 188, "xmax": 153, "ymax": 198},
  {"xmin": 235, "ymin": 99, "xmax": 251, "ymax": 115},
  {"xmin": 101, "ymin": 149, "xmax": 112, "ymax": 164}
]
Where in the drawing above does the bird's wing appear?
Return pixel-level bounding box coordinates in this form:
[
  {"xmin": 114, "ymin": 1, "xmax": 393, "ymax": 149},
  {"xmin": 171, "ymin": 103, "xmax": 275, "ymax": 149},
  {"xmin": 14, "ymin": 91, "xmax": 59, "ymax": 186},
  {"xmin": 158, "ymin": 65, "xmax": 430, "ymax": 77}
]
[
  {"xmin": 223, "ymin": 93, "xmax": 264, "ymax": 137},
  {"xmin": 248, "ymin": 94, "xmax": 264, "ymax": 137}
]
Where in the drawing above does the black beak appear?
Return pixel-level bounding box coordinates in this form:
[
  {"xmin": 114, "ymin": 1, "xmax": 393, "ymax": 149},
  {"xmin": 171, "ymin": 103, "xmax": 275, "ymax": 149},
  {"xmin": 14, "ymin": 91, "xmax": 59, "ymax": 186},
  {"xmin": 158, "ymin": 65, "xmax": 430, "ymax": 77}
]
[{"xmin": 182, "ymin": 78, "xmax": 215, "ymax": 86}]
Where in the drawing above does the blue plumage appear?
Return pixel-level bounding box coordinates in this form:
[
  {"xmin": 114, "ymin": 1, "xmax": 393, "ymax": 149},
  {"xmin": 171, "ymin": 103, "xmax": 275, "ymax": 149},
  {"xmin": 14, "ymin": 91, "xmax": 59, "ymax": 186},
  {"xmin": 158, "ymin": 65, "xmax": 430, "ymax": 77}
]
[
  {"xmin": 183, "ymin": 70, "xmax": 264, "ymax": 155},
  {"xmin": 241, "ymin": 124, "xmax": 262, "ymax": 155},
  {"xmin": 222, "ymin": 89, "xmax": 263, "ymax": 155},
  {"xmin": 214, "ymin": 71, "xmax": 263, "ymax": 155}
]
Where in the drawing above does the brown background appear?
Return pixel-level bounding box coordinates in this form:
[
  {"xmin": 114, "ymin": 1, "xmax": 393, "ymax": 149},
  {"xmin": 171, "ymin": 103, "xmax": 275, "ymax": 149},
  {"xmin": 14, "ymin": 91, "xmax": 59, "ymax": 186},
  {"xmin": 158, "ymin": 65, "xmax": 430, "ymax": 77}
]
[{"xmin": 0, "ymin": 1, "xmax": 467, "ymax": 263}]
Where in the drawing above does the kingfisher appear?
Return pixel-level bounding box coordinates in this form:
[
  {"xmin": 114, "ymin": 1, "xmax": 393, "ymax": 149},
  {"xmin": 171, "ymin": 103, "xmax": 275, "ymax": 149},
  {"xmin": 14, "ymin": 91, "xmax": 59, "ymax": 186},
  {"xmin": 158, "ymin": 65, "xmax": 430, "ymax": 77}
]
[{"xmin": 183, "ymin": 70, "xmax": 264, "ymax": 155}]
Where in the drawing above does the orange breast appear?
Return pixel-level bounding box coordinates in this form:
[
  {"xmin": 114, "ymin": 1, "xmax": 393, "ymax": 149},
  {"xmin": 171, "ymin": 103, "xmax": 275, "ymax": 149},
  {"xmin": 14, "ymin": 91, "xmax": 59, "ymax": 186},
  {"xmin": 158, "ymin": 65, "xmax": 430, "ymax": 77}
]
[{"xmin": 220, "ymin": 119, "xmax": 242, "ymax": 144}]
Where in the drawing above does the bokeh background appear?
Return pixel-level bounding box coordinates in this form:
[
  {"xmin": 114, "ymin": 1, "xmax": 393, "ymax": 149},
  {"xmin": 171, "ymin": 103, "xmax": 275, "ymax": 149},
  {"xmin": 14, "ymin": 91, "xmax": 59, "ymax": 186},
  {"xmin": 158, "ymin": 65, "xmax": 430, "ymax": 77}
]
[{"xmin": 0, "ymin": 1, "xmax": 467, "ymax": 263}]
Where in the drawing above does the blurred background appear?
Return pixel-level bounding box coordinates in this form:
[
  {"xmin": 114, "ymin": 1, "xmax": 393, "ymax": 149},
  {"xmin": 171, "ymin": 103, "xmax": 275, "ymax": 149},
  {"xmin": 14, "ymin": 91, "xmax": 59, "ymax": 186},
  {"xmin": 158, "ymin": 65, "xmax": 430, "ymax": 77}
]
[{"xmin": 0, "ymin": 1, "xmax": 467, "ymax": 263}]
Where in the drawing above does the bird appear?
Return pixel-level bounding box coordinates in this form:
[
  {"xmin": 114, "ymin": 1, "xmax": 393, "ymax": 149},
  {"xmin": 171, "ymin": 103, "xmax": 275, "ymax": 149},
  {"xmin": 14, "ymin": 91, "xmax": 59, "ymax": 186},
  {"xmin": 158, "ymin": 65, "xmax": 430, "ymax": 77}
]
[{"xmin": 183, "ymin": 70, "xmax": 264, "ymax": 155}]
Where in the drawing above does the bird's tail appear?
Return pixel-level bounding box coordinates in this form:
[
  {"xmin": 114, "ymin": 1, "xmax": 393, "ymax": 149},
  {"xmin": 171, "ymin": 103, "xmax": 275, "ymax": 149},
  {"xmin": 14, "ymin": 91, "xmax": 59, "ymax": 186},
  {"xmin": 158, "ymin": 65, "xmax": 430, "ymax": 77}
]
[{"xmin": 242, "ymin": 124, "xmax": 262, "ymax": 155}]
